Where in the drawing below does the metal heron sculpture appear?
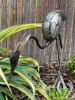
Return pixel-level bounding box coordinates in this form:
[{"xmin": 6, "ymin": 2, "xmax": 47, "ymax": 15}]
[
  {"xmin": 42, "ymin": 10, "xmax": 67, "ymax": 90},
  {"xmin": 8, "ymin": 10, "xmax": 66, "ymax": 83},
  {"xmin": 42, "ymin": 10, "xmax": 66, "ymax": 70}
]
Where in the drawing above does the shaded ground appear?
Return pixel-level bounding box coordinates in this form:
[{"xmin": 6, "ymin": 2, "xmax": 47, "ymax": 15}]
[
  {"xmin": 40, "ymin": 61, "xmax": 75, "ymax": 87},
  {"xmin": 39, "ymin": 62, "xmax": 75, "ymax": 99},
  {"xmin": 12, "ymin": 61, "xmax": 75, "ymax": 100}
]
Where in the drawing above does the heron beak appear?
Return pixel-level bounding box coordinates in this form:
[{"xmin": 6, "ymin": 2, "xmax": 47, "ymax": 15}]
[{"xmin": 14, "ymin": 35, "xmax": 31, "ymax": 53}]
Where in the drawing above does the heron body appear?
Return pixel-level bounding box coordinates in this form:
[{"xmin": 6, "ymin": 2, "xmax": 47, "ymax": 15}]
[
  {"xmin": 42, "ymin": 10, "xmax": 67, "ymax": 90},
  {"xmin": 42, "ymin": 10, "xmax": 66, "ymax": 42}
]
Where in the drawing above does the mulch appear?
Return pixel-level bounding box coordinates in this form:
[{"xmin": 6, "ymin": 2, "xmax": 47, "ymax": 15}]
[
  {"xmin": 39, "ymin": 61, "xmax": 75, "ymax": 99},
  {"xmin": 40, "ymin": 61, "xmax": 75, "ymax": 86}
]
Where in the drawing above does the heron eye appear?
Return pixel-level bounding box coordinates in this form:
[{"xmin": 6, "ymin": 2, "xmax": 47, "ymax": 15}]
[{"xmin": 49, "ymin": 23, "xmax": 51, "ymax": 34}]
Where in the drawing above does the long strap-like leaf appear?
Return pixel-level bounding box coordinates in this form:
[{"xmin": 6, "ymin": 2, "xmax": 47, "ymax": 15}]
[
  {"xmin": 0, "ymin": 23, "xmax": 42, "ymax": 42},
  {"xmin": 0, "ymin": 68, "xmax": 12, "ymax": 93}
]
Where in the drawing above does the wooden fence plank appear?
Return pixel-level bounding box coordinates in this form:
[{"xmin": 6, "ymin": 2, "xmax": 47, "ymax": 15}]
[{"xmin": 0, "ymin": 0, "xmax": 75, "ymax": 62}]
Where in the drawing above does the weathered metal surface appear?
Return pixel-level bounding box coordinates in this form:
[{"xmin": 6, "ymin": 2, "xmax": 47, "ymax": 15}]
[{"xmin": 0, "ymin": 0, "xmax": 75, "ymax": 62}]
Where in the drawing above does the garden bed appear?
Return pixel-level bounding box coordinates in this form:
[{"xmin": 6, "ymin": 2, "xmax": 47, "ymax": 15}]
[
  {"xmin": 39, "ymin": 61, "xmax": 75, "ymax": 100},
  {"xmin": 40, "ymin": 61, "xmax": 75, "ymax": 87},
  {"xmin": 12, "ymin": 61, "xmax": 75, "ymax": 100}
]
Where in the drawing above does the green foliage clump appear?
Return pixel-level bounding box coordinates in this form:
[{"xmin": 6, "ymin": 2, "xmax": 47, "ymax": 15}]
[
  {"xmin": 0, "ymin": 56, "xmax": 51, "ymax": 100},
  {"xmin": 0, "ymin": 23, "xmax": 51, "ymax": 100},
  {"xmin": 67, "ymin": 55, "xmax": 75, "ymax": 74},
  {"xmin": 48, "ymin": 87, "xmax": 68, "ymax": 100}
]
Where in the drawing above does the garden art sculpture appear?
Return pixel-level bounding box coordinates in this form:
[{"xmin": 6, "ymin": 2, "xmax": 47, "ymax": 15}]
[
  {"xmin": 8, "ymin": 10, "xmax": 73, "ymax": 95},
  {"xmin": 8, "ymin": 10, "xmax": 66, "ymax": 82}
]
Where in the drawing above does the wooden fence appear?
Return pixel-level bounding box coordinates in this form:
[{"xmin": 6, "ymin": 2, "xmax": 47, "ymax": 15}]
[{"xmin": 0, "ymin": 0, "xmax": 75, "ymax": 62}]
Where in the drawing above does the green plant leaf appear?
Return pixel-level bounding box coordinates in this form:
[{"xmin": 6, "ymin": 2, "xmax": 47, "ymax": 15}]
[
  {"xmin": 0, "ymin": 92, "xmax": 4, "ymax": 100},
  {"xmin": 9, "ymin": 81, "xmax": 36, "ymax": 100},
  {"xmin": 0, "ymin": 25, "xmax": 18, "ymax": 37},
  {"xmin": 15, "ymin": 68, "xmax": 35, "ymax": 98},
  {"xmin": 0, "ymin": 68, "xmax": 11, "ymax": 92},
  {"xmin": 16, "ymin": 65, "xmax": 40, "ymax": 79},
  {"xmin": 5, "ymin": 95, "xmax": 8, "ymax": 100},
  {"xmin": 38, "ymin": 79, "xmax": 47, "ymax": 89},
  {"xmin": 0, "ymin": 87, "xmax": 16, "ymax": 100},
  {"xmin": 0, "ymin": 47, "xmax": 12, "ymax": 53},
  {"xmin": 67, "ymin": 55, "xmax": 75, "ymax": 74},
  {"xmin": 9, "ymin": 75, "xmax": 27, "ymax": 85},
  {"xmin": 21, "ymin": 58, "xmax": 39, "ymax": 66},
  {"xmin": 35, "ymin": 85, "xmax": 51, "ymax": 100},
  {"xmin": 19, "ymin": 57, "xmax": 40, "ymax": 71},
  {"xmin": 61, "ymin": 89, "xmax": 68, "ymax": 99},
  {"xmin": 0, "ymin": 23, "xmax": 42, "ymax": 42},
  {"xmin": 51, "ymin": 88, "xmax": 56, "ymax": 100},
  {"xmin": 56, "ymin": 91, "xmax": 60, "ymax": 100}
]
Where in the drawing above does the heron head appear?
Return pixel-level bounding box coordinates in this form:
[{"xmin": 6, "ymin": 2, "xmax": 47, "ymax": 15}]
[{"xmin": 42, "ymin": 10, "xmax": 66, "ymax": 41}]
